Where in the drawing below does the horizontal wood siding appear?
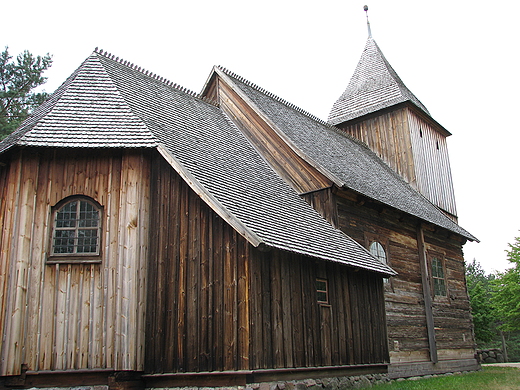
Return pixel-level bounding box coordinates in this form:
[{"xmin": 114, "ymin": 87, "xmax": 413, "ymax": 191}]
[
  {"xmin": 0, "ymin": 148, "xmax": 150, "ymax": 376},
  {"xmin": 333, "ymin": 189, "xmax": 474, "ymax": 363},
  {"xmin": 250, "ymin": 250, "xmax": 389, "ymax": 369},
  {"xmin": 423, "ymin": 229, "xmax": 474, "ymax": 359},
  {"xmin": 145, "ymin": 155, "xmax": 250, "ymax": 374}
]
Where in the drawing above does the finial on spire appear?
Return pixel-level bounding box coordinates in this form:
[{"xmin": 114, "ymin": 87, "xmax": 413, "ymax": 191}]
[{"xmin": 364, "ymin": 5, "xmax": 372, "ymax": 38}]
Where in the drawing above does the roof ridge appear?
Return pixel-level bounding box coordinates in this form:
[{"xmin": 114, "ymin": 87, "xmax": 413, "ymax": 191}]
[
  {"xmin": 217, "ymin": 65, "xmax": 333, "ymax": 128},
  {"xmin": 94, "ymin": 48, "xmax": 218, "ymax": 107},
  {"xmin": 216, "ymin": 65, "xmax": 374, "ymax": 152}
]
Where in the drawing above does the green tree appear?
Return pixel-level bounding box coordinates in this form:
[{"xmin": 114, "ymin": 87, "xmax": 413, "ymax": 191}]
[
  {"xmin": 0, "ymin": 47, "xmax": 52, "ymax": 139},
  {"xmin": 466, "ymin": 258, "xmax": 496, "ymax": 342},
  {"xmin": 492, "ymin": 235, "xmax": 520, "ymax": 332}
]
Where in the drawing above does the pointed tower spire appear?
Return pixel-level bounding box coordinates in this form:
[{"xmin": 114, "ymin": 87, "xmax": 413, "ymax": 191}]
[
  {"xmin": 328, "ymin": 38, "xmax": 429, "ymax": 125},
  {"xmin": 364, "ymin": 5, "xmax": 372, "ymax": 38}
]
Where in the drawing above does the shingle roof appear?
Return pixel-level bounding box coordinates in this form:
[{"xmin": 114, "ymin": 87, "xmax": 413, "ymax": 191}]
[
  {"xmin": 0, "ymin": 50, "xmax": 395, "ymax": 277},
  {"xmin": 328, "ymin": 37, "xmax": 430, "ymax": 126},
  {"xmin": 0, "ymin": 53, "xmax": 157, "ymax": 154},
  {"xmin": 218, "ymin": 67, "xmax": 477, "ymax": 242}
]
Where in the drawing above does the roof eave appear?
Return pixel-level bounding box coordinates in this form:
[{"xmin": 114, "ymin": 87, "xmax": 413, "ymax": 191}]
[
  {"xmin": 331, "ymin": 101, "xmax": 452, "ymax": 137},
  {"xmin": 156, "ymin": 144, "xmax": 265, "ymax": 248},
  {"xmin": 340, "ymin": 184, "xmax": 477, "ymax": 242}
]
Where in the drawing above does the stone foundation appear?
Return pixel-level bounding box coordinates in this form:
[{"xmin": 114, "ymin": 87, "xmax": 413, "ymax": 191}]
[
  {"xmin": 142, "ymin": 374, "xmax": 390, "ymax": 390},
  {"xmin": 476, "ymin": 349, "xmax": 505, "ymax": 364},
  {"xmin": 11, "ymin": 374, "xmax": 390, "ymax": 390},
  {"xmin": 247, "ymin": 374, "xmax": 390, "ymax": 390}
]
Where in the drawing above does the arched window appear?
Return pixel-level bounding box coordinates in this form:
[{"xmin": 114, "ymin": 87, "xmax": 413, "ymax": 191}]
[
  {"xmin": 50, "ymin": 197, "xmax": 102, "ymax": 259},
  {"xmin": 369, "ymin": 241, "xmax": 389, "ymax": 283},
  {"xmin": 369, "ymin": 241, "xmax": 387, "ymax": 265}
]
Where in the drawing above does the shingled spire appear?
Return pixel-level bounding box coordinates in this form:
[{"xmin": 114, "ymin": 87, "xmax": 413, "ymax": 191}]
[{"xmin": 328, "ymin": 35, "xmax": 429, "ymax": 126}]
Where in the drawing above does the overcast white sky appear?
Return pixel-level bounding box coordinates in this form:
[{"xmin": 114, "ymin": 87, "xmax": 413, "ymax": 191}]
[{"xmin": 2, "ymin": 0, "xmax": 518, "ymax": 273}]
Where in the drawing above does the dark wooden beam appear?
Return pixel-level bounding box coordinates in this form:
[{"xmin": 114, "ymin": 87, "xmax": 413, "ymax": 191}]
[{"xmin": 417, "ymin": 224, "xmax": 438, "ymax": 363}]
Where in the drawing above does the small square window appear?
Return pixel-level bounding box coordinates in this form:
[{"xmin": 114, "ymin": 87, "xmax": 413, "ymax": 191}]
[{"xmin": 316, "ymin": 278, "xmax": 329, "ymax": 304}]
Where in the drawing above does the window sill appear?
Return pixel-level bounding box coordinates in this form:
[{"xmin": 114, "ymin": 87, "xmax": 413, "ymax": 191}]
[{"xmin": 47, "ymin": 257, "xmax": 102, "ymax": 265}]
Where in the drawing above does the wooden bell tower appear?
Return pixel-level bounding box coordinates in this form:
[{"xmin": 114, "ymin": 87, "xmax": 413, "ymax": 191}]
[{"xmin": 328, "ymin": 13, "xmax": 458, "ymax": 220}]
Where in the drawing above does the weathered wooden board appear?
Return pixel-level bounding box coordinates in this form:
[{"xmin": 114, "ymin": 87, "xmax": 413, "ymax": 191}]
[
  {"xmin": 0, "ymin": 148, "xmax": 150, "ymax": 375},
  {"xmin": 338, "ymin": 105, "xmax": 458, "ymax": 219},
  {"xmin": 145, "ymin": 155, "xmax": 251, "ymax": 374},
  {"xmin": 249, "ymin": 251, "xmax": 389, "ymax": 369},
  {"xmin": 217, "ymin": 78, "xmax": 333, "ymax": 195},
  {"xmin": 308, "ymin": 187, "xmax": 474, "ymax": 364}
]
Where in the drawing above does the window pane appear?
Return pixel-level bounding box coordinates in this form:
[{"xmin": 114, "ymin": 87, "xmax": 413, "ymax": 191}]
[
  {"xmin": 79, "ymin": 201, "xmax": 99, "ymax": 227},
  {"xmin": 52, "ymin": 198, "xmax": 101, "ymax": 257},
  {"xmin": 56, "ymin": 201, "xmax": 77, "ymax": 228},
  {"xmin": 77, "ymin": 229, "xmax": 98, "ymax": 253},
  {"xmin": 316, "ymin": 279, "xmax": 328, "ymax": 303},
  {"xmin": 431, "ymin": 258, "xmax": 446, "ymax": 296},
  {"xmin": 53, "ymin": 230, "xmax": 75, "ymax": 253},
  {"xmin": 317, "ymin": 291, "xmax": 328, "ymax": 303},
  {"xmin": 369, "ymin": 242, "xmax": 387, "ymax": 264}
]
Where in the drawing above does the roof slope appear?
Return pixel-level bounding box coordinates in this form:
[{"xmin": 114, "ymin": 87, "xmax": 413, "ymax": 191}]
[
  {"xmin": 219, "ymin": 68, "xmax": 476, "ymax": 242},
  {"xmin": 0, "ymin": 51, "xmax": 395, "ymax": 276},
  {"xmin": 328, "ymin": 37, "xmax": 429, "ymax": 125},
  {"xmin": 0, "ymin": 54, "xmax": 157, "ymax": 154}
]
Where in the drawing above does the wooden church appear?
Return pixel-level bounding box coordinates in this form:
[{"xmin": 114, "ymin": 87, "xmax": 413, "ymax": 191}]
[{"xmin": 0, "ymin": 30, "xmax": 478, "ymax": 388}]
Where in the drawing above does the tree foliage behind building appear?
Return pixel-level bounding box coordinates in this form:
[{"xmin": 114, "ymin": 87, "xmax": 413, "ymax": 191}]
[
  {"xmin": 466, "ymin": 234, "xmax": 520, "ymax": 361},
  {"xmin": 466, "ymin": 258, "xmax": 496, "ymax": 342},
  {"xmin": 491, "ymin": 235, "xmax": 520, "ymax": 332},
  {"xmin": 0, "ymin": 47, "xmax": 52, "ymax": 139}
]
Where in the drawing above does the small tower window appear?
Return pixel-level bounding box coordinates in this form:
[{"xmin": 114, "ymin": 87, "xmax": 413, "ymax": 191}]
[{"xmin": 50, "ymin": 197, "xmax": 102, "ymax": 259}]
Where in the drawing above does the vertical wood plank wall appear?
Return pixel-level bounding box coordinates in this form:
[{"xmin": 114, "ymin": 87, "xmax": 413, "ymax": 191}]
[
  {"xmin": 339, "ymin": 106, "xmax": 458, "ymax": 219},
  {"xmin": 145, "ymin": 155, "xmax": 251, "ymax": 373},
  {"xmin": 339, "ymin": 107, "xmax": 416, "ymax": 188},
  {"xmin": 249, "ymin": 251, "xmax": 388, "ymax": 369},
  {"xmin": 217, "ymin": 79, "xmax": 332, "ymax": 194},
  {"xmin": 0, "ymin": 148, "xmax": 391, "ymax": 378},
  {"xmin": 0, "ymin": 148, "xmax": 150, "ymax": 376},
  {"xmin": 145, "ymin": 155, "xmax": 389, "ymax": 373},
  {"xmin": 407, "ymin": 111, "xmax": 457, "ymax": 218}
]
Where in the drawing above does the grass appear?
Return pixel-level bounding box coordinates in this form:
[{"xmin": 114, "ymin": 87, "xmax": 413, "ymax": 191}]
[{"xmin": 371, "ymin": 366, "xmax": 520, "ymax": 390}]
